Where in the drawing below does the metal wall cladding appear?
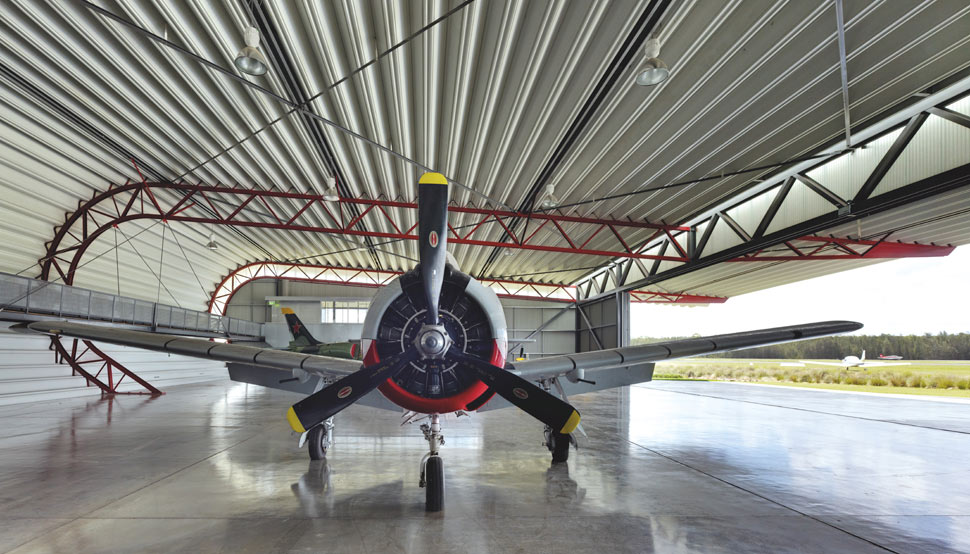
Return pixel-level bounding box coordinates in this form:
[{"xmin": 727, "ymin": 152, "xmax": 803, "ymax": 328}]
[
  {"xmin": 700, "ymin": 216, "xmax": 747, "ymax": 258},
  {"xmin": 873, "ymin": 114, "xmax": 970, "ymax": 197},
  {"xmin": 0, "ymin": 324, "xmax": 226, "ymax": 406},
  {"xmin": 806, "ymin": 129, "xmax": 899, "ymax": 201}
]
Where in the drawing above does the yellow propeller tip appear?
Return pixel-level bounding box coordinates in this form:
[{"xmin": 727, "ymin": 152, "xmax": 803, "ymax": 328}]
[
  {"xmin": 559, "ymin": 411, "xmax": 581, "ymax": 434},
  {"xmin": 419, "ymin": 172, "xmax": 448, "ymax": 185},
  {"xmin": 286, "ymin": 406, "xmax": 306, "ymax": 433}
]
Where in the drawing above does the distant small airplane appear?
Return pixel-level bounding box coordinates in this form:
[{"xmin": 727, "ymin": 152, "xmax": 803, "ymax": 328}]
[
  {"xmin": 878, "ymin": 354, "xmax": 904, "ymax": 360},
  {"xmin": 801, "ymin": 350, "xmax": 909, "ymax": 369},
  {"xmin": 281, "ymin": 308, "xmax": 360, "ymax": 359}
]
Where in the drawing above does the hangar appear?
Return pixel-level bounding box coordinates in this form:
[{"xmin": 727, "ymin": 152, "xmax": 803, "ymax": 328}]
[{"xmin": 1, "ymin": 0, "xmax": 969, "ymax": 551}]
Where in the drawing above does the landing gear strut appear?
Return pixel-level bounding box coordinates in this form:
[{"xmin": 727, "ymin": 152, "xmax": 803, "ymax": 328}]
[
  {"xmin": 419, "ymin": 413, "xmax": 445, "ymax": 512},
  {"xmin": 307, "ymin": 417, "xmax": 334, "ymax": 460},
  {"xmin": 542, "ymin": 378, "xmax": 575, "ymax": 463},
  {"xmin": 544, "ymin": 425, "xmax": 573, "ymax": 463}
]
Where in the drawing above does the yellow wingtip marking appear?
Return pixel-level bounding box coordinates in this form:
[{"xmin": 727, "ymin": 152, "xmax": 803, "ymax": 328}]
[
  {"xmin": 286, "ymin": 406, "xmax": 306, "ymax": 433},
  {"xmin": 559, "ymin": 410, "xmax": 580, "ymax": 434},
  {"xmin": 419, "ymin": 172, "xmax": 448, "ymax": 185},
  {"xmin": 281, "ymin": 307, "xmax": 295, "ymax": 314}
]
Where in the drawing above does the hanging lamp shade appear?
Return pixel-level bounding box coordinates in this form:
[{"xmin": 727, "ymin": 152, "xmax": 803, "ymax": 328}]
[
  {"xmin": 634, "ymin": 38, "xmax": 669, "ymax": 86},
  {"xmin": 234, "ymin": 26, "xmax": 268, "ymax": 76}
]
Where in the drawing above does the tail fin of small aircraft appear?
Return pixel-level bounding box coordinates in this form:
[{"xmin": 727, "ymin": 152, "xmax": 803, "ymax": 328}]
[
  {"xmin": 281, "ymin": 308, "xmax": 321, "ymax": 346},
  {"xmin": 861, "ymin": 349, "xmax": 866, "ymax": 361}
]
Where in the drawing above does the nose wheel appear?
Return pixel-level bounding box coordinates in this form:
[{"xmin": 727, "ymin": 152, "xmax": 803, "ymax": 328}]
[{"xmin": 418, "ymin": 413, "xmax": 445, "ymax": 512}]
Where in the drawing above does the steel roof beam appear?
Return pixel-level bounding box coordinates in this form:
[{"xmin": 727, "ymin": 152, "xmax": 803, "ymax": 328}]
[
  {"xmin": 928, "ymin": 106, "xmax": 970, "ymax": 129},
  {"xmin": 753, "ymin": 177, "xmax": 794, "ymax": 239},
  {"xmin": 578, "ymin": 160, "xmax": 970, "ymax": 303},
  {"xmin": 852, "ymin": 112, "xmax": 928, "ymax": 204},
  {"xmin": 795, "ymin": 174, "xmax": 848, "ymax": 208}
]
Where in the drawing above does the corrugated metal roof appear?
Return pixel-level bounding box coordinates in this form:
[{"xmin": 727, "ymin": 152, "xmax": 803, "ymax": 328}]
[{"xmin": 0, "ymin": 0, "xmax": 968, "ymax": 309}]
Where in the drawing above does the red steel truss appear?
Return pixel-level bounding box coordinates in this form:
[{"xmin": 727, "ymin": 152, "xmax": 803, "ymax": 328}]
[
  {"xmin": 38, "ymin": 179, "xmax": 954, "ymax": 288},
  {"xmin": 732, "ymin": 235, "xmax": 956, "ymax": 261},
  {"xmin": 207, "ymin": 262, "xmax": 728, "ymax": 314},
  {"xmin": 51, "ymin": 337, "xmax": 164, "ymax": 396},
  {"xmin": 38, "ymin": 180, "xmax": 689, "ymax": 284},
  {"xmin": 628, "ymin": 291, "xmax": 729, "ymax": 304}
]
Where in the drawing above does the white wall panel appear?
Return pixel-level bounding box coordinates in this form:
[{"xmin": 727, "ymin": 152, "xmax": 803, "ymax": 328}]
[
  {"xmin": 947, "ymin": 94, "xmax": 970, "ymax": 117},
  {"xmin": 807, "ymin": 128, "xmax": 900, "ymax": 201},
  {"xmin": 699, "ymin": 216, "xmax": 745, "ymax": 256},
  {"xmin": 764, "ymin": 179, "xmax": 832, "ymax": 236},
  {"xmin": 874, "ymin": 115, "xmax": 970, "ymax": 197},
  {"xmin": 723, "ymin": 187, "xmax": 779, "ymax": 239},
  {"xmin": 0, "ymin": 325, "xmax": 227, "ymax": 406}
]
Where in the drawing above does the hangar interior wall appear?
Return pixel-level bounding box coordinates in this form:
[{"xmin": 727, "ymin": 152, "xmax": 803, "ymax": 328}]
[
  {"xmin": 0, "ymin": 323, "xmax": 226, "ymax": 406},
  {"xmin": 0, "ymin": 279, "xmax": 584, "ymax": 406},
  {"xmin": 576, "ymin": 292, "xmax": 630, "ymax": 352},
  {"xmin": 225, "ymin": 279, "xmax": 578, "ymax": 358}
]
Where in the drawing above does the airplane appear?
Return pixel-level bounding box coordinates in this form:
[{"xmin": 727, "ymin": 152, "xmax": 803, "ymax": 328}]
[
  {"xmin": 800, "ymin": 350, "xmax": 909, "ymax": 370},
  {"xmin": 280, "ymin": 307, "xmax": 360, "ymax": 359},
  {"xmin": 12, "ymin": 172, "xmax": 863, "ymax": 512},
  {"xmin": 878, "ymin": 354, "xmax": 904, "ymax": 360}
]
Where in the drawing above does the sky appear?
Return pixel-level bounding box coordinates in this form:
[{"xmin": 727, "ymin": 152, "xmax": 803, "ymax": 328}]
[{"xmin": 630, "ymin": 246, "xmax": 970, "ymax": 338}]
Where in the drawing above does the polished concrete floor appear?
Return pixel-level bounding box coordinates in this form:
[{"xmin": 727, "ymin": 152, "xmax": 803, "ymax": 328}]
[{"xmin": 2, "ymin": 379, "xmax": 969, "ymax": 553}]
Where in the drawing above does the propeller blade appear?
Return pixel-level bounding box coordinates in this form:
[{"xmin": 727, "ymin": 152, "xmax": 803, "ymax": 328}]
[
  {"xmin": 451, "ymin": 351, "xmax": 580, "ymax": 434},
  {"xmin": 418, "ymin": 172, "xmax": 449, "ymax": 325},
  {"xmin": 286, "ymin": 349, "xmax": 418, "ymax": 433}
]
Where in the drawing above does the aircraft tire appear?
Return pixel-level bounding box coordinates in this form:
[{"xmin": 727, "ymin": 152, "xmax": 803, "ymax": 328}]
[
  {"xmin": 308, "ymin": 425, "xmax": 327, "ymax": 460},
  {"xmin": 551, "ymin": 432, "xmax": 570, "ymax": 463},
  {"xmin": 425, "ymin": 455, "xmax": 444, "ymax": 512}
]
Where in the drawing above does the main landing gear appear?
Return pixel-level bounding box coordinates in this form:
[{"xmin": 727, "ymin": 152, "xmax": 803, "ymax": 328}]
[
  {"xmin": 542, "ymin": 377, "xmax": 577, "ymax": 463},
  {"xmin": 544, "ymin": 425, "xmax": 575, "ymax": 463},
  {"xmin": 418, "ymin": 413, "xmax": 445, "ymax": 512},
  {"xmin": 306, "ymin": 416, "xmax": 334, "ymax": 460}
]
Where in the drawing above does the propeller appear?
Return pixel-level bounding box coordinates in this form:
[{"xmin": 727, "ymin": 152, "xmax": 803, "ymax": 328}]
[
  {"xmin": 285, "ymin": 172, "xmax": 580, "ymax": 436},
  {"xmin": 286, "ymin": 349, "xmax": 419, "ymax": 433},
  {"xmin": 417, "ymin": 172, "xmax": 449, "ymax": 325},
  {"xmin": 450, "ymin": 350, "xmax": 580, "ymax": 434}
]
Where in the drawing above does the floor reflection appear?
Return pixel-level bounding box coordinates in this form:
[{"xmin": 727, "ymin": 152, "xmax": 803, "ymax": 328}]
[
  {"xmin": 545, "ymin": 462, "xmax": 586, "ymax": 505},
  {"xmin": 291, "ymin": 460, "xmax": 334, "ymax": 517}
]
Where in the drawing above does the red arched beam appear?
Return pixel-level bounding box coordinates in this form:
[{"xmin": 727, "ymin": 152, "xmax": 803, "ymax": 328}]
[
  {"xmin": 39, "ymin": 180, "xmax": 949, "ymax": 289},
  {"xmin": 206, "ymin": 262, "xmax": 728, "ymax": 315},
  {"xmin": 38, "ymin": 180, "xmax": 692, "ymax": 285}
]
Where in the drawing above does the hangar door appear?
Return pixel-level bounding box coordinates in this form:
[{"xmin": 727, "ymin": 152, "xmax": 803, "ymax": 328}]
[{"xmin": 576, "ymin": 292, "xmax": 630, "ymax": 353}]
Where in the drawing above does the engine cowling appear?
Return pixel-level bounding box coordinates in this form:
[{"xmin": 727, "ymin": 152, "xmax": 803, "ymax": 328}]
[{"xmin": 360, "ymin": 265, "xmax": 508, "ymax": 414}]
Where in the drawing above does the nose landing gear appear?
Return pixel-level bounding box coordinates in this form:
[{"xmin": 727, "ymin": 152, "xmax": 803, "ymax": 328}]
[{"xmin": 418, "ymin": 413, "xmax": 445, "ymax": 512}]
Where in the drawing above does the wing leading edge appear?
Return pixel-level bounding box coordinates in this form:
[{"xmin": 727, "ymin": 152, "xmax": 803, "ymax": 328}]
[
  {"xmin": 13, "ymin": 320, "xmax": 360, "ymax": 377},
  {"xmin": 508, "ymin": 320, "xmax": 863, "ymax": 381}
]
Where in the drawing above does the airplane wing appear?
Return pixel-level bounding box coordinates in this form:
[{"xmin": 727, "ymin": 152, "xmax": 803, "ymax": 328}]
[
  {"xmin": 509, "ymin": 321, "xmax": 863, "ymax": 381},
  {"xmin": 14, "ymin": 319, "xmax": 861, "ymax": 403},
  {"xmin": 798, "ymin": 360, "xmax": 850, "ymax": 367},
  {"xmin": 13, "ymin": 320, "xmax": 361, "ymax": 378}
]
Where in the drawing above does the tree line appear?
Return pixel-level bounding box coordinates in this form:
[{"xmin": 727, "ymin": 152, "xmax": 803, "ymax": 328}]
[{"xmin": 631, "ymin": 333, "xmax": 970, "ymax": 360}]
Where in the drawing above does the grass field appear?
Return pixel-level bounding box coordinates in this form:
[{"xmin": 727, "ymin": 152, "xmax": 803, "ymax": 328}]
[
  {"xmin": 655, "ymin": 358, "xmax": 970, "ymax": 398},
  {"xmin": 753, "ymin": 381, "xmax": 970, "ymax": 398}
]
